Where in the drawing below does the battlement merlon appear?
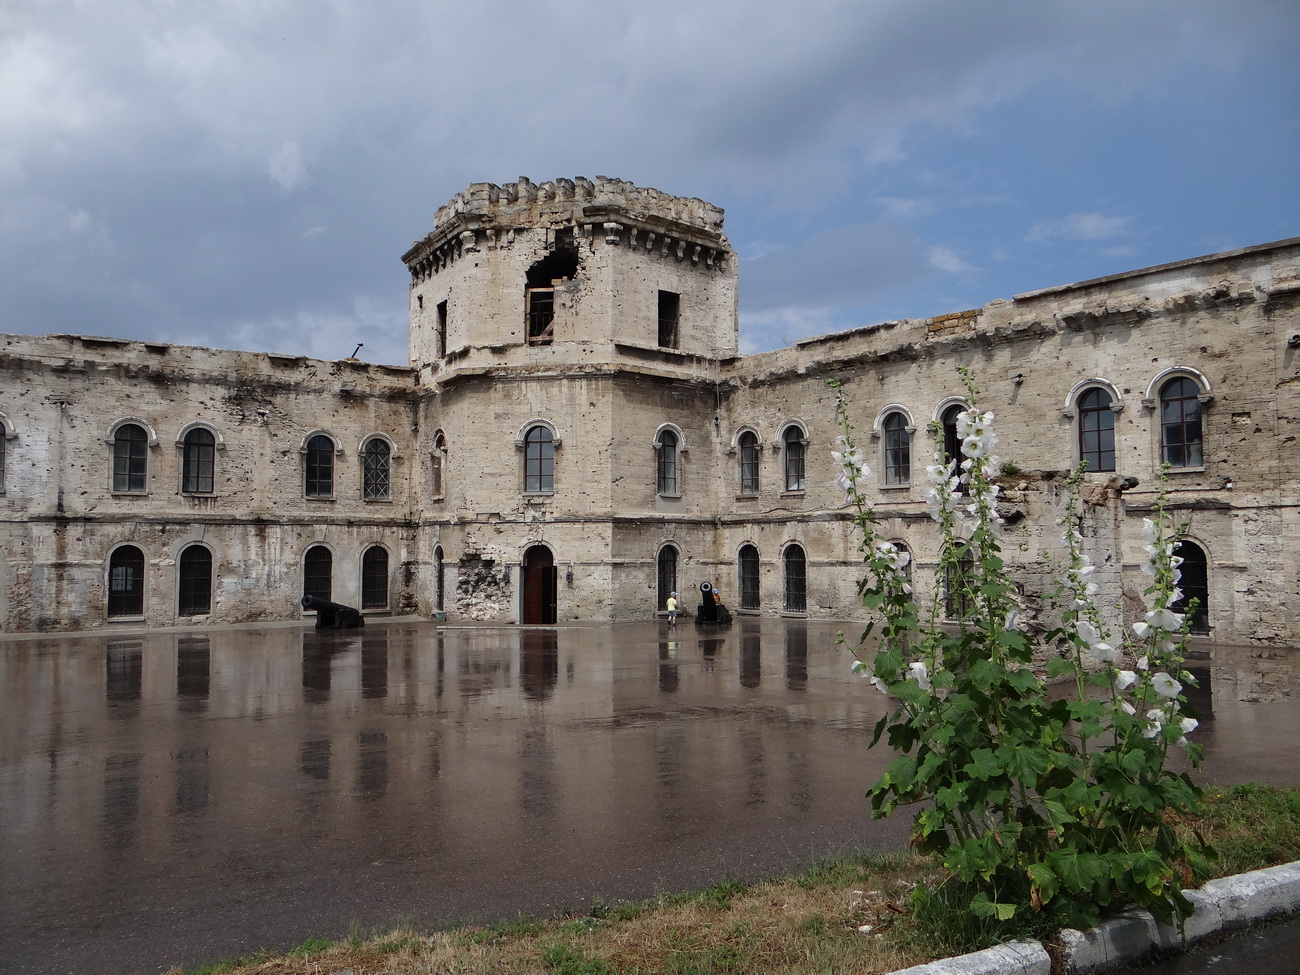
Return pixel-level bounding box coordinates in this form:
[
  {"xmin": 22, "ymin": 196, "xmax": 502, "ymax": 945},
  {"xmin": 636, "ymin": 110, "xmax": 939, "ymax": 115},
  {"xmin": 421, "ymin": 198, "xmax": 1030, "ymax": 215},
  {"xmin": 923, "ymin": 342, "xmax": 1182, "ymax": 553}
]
[{"xmin": 401, "ymin": 177, "xmax": 732, "ymax": 269}]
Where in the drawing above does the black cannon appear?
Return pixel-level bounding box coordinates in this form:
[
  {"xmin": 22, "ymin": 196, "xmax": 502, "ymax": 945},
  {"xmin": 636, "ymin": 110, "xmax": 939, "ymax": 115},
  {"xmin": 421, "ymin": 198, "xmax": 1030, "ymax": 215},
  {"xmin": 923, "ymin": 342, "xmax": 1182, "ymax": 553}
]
[
  {"xmin": 694, "ymin": 582, "xmax": 732, "ymax": 627},
  {"xmin": 301, "ymin": 594, "xmax": 365, "ymax": 629}
]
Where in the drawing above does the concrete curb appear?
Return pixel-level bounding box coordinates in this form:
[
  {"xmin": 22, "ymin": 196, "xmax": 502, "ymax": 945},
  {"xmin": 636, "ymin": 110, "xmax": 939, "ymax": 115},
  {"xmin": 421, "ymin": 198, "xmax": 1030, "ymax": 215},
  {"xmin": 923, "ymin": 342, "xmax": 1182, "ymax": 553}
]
[{"xmin": 888, "ymin": 860, "xmax": 1300, "ymax": 975}]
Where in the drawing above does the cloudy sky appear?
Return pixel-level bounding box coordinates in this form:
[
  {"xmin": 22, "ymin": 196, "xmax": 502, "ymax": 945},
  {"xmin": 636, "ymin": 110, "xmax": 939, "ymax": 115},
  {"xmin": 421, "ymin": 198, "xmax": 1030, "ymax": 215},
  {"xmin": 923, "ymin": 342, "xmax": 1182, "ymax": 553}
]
[{"xmin": 2, "ymin": 1, "xmax": 1297, "ymax": 364}]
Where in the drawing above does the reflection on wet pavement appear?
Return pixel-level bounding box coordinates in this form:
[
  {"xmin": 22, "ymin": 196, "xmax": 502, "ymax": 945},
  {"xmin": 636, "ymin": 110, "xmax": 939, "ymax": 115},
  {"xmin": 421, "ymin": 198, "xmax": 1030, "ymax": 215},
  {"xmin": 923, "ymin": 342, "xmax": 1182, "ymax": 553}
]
[{"xmin": 0, "ymin": 620, "xmax": 1296, "ymax": 975}]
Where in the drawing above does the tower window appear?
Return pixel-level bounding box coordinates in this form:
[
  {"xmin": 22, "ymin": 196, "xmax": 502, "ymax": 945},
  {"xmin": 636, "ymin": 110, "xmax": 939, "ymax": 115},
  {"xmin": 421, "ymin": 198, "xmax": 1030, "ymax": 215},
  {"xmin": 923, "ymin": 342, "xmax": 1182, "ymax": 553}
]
[
  {"xmin": 526, "ymin": 288, "xmax": 555, "ymax": 345},
  {"xmin": 436, "ymin": 300, "xmax": 448, "ymax": 358},
  {"xmin": 658, "ymin": 291, "xmax": 680, "ymax": 349}
]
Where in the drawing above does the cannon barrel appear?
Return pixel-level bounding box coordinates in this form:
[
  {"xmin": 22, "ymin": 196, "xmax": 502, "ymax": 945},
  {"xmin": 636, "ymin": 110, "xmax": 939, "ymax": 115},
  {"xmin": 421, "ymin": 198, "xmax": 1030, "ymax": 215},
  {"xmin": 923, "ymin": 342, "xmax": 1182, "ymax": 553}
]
[{"xmin": 301, "ymin": 594, "xmax": 365, "ymax": 629}]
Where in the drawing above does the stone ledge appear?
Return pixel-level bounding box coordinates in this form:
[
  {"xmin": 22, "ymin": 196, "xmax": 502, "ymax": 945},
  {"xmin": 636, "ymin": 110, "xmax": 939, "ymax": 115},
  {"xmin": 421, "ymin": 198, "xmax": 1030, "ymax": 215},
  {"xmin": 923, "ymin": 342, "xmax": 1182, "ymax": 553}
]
[{"xmin": 886, "ymin": 860, "xmax": 1300, "ymax": 975}]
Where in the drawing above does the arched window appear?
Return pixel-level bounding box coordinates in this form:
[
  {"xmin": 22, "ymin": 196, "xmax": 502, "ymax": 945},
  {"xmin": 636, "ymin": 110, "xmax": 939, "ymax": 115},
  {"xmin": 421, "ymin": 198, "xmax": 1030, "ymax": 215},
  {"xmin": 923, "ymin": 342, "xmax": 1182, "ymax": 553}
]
[
  {"xmin": 883, "ymin": 411, "xmax": 911, "ymax": 485},
  {"xmin": 1171, "ymin": 540, "xmax": 1210, "ymax": 634},
  {"xmin": 738, "ymin": 431, "xmax": 759, "ymax": 495},
  {"xmin": 0, "ymin": 420, "xmax": 6, "ymax": 492},
  {"xmin": 182, "ymin": 428, "xmax": 215, "ymax": 494},
  {"xmin": 783, "ymin": 544, "xmax": 807, "ymax": 613},
  {"xmin": 178, "ymin": 544, "xmax": 212, "ymax": 616},
  {"xmin": 303, "ymin": 546, "xmax": 332, "ymax": 602},
  {"xmin": 523, "ymin": 425, "xmax": 554, "ymax": 493},
  {"xmin": 1160, "ymin": 377, "xmax": 1204, "ymax": 468},
  {"xmin": 108, "ymin": 545, "xmax": 145, "ymax": 618},
  {"xmin": 363, "ymin": 438, "xmax": 391, "ymax": 500},
  {"xmin": 738, "ymin": 544, "xmax": 760, "ymax": 610},
  {"xmin": 361, "ymin": 546, "xmax": 389, "ymax": 609},
  {"xmin": 783, "ymin": 425, "xmax": 806, "ymax": 492},
  {"xmin": 304, "ymin": 435, "xmax": 335, "ymax": 498},
  {"xmin": 112, "ymin": 423, "xmax": 149, "ymax": 493},
  {"xmin": 431, "ymin": 430, "xmax": 446, "ymax": 497},
  {"xmin": 943, "ymin": 542, "xmax": 974, "ymax": 621},
  {"xmin": 939, "ymin": 403, "xmax": 967, "ymax": 496},
  {"xmin": 434, "ymin": 544, "xmax": 445, "ymax": 612},
  {"xmin": 1078, "ymin": 388, "xmax": 1116, "ymax": 473},
  {"xmin": 657, "ymin": 545, "xmax": 678, "ymax": 611},
  {"xmin": 657, "ymin": 429, "xmax": 679, "ymax": 496}
]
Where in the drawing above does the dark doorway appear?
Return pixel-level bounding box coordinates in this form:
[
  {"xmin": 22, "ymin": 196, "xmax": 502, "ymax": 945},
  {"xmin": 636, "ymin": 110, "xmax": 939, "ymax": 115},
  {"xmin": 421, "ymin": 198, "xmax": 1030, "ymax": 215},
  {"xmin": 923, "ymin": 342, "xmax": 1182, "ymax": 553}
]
[
  {"xmin": 522, "ymin": 546, "xmax": 557, "ymax": 624},
  {"xmin": 1172, "ymin": 540, "xmax": 1210, "ymax": 635}
]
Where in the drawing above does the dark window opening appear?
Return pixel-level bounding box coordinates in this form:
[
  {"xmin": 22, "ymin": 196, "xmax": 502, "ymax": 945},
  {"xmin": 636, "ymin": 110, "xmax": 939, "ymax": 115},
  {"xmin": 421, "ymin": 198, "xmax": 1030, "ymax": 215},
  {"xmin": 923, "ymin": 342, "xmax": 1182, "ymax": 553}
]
[
  {"xmin": 178, "ymin": 545, "xmax": 212, "ymax": 616},
  {"xmin": 0, "ymin": 421, "xmax": 6, "ymax": 491},
  {"xmin": 305, "ymin": 435, "xmax": 334, "ymax": 498},
  {"xmin": 884, "ymin": 412, "xmax": 911, "ymax": 485},
  {"xmin": 363, "ymin": 438, "xmax": 391, "ymax": 500},
  {"xmin": 524, "ymin": 426, "xmax": 555, "ymax": 493},
  {"xmin": 435, "ymin": 300, "xmax": 447, "ymax": 358},
  {"xmin": 1171, "ymin": 541, "xmax": 1210, "ymax": 634},
  {"xmin": 431, "ymin": 431, "xmax": 446, "ymax": 497},
  {"xmin": 657, "ymin": 547, "xmax": 678, "ymax": 611},
  {"xmin": 304, "ymin": 546, "xmax": 332, "ymax": 602},
  {"xmin": 361, "ymin": 546, "xmax": 389, "ymax": 610},
  {"xmin": 182, "ymin": 428, "xmax": 215, "ymax": 494},
  {"xmin": 941, "ymin": 404, "xmax": 967, "ymax": 494},
  {"xmin": 108, "ymin": 545, "xmax": 145, "ymax": 617},
  {"xmin": 434, "ymin": 545, "xmax": 445, "ymax": 612},
  {"xmin": 739, "ymin": 545, "xmax": 760, "ymax": 610},
  {"xmin": 1161, "ymin": 377, "xmax": 1204, "ymax": 468},
  {"xmin": 113, "ymin": 423, "xmax": 148, "ymax": 493},
  {"xmin": 658, "ymin": 290, "xmax": 680, "ymax": 349},
  {"xmin": 525, "ymin": 233, "xmax": 578, "ymax": 346},
  {"xmin": 1079, "ymin": 388, "xmax": 1116, "ymax": 472},
  {"xmin": 784, "ymin": 545, "xmax": 807, "ymax": 613}
]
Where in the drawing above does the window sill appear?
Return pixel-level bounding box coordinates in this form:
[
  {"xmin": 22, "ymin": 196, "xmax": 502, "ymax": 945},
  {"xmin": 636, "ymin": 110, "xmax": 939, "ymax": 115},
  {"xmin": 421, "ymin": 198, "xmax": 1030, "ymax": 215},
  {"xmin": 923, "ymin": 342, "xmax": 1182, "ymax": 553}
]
[
  {"xmin": 181, "ymin": 492, "xmax": 217, "ymax": 498},
  {"xmin": 657, "ymin": 493, "xmax": 683, "ymax": 500},
  {"xmin": 107, "ymin": 615, "xmax": 146, "ymax": 623},
  {"xmin": 878, "ymin": 483, "xmax": 911, "ymax": 491},
  {"xmin": 1165, "ymin": 465, "xmax": 1207, "ymax": 474},
  {"xmin": 780, "ymin": 611, "xmax": 809, "ymax": 619},
  {"xmin": 734, "ymin": 493, "xmax": 758, "ymax": 501},
  {"xmin": 304, "ymin": 496, "xmax": 336, "ymax": 502},
  {"xmin": 523, "ymin": 491, "xmax": 554, "ymax": 499},
  {"xmin": 111, "ymin": 491, "xmax": 149, "ymax": 498},
  {"xmin": 780, "ymin": 490, "xmax": 806, "ymax": 498},
  {"xmin": 363, "ymin": 497, "xmax": 393, "ymax": 504}
]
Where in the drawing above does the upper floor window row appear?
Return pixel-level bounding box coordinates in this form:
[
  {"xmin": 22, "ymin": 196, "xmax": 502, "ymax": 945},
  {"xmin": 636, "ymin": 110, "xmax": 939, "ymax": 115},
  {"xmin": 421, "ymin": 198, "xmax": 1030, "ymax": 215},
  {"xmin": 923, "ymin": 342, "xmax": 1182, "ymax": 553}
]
[{"xmin": 102, "ymin": 420, "xmax": 398, "ymax": 500}]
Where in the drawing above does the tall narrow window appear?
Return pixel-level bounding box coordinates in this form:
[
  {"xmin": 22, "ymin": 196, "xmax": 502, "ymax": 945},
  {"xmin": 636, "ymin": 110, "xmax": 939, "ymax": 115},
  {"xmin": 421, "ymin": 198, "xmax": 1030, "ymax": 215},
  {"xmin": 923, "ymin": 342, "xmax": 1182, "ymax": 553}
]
[
  {"xmin": 178, "ymin": 544, "xmax": 212, "ymax": 616},
  {"xmin": 657, "ymin": 290, "xmax": 680, "ymax": 349},
  {"xmin": 738, "ymin": 431, "xmax": 759, "ymax": 495},
  {"xmin": 943, "ymin": 543, "xmax": 974, "ymax": 621},
  {"xmin": 0, "ymin": 420, "xmax": 6, "ymax": 492},
  {"xmin": 431, "ymin": 431, "xmax": 446, "ymax": 497},
  {"xmin": 434, "ymin": 544, "xmax": 445, "ymax": 612},
  {"xmin": 1171, "ymin": 540, "xmax": 1209, "ymax": 634},
  {"xmin": 883, "ymin": 412, "xmax": 911, "ymax": 485},
  {"xmin": 182, "ymin": 428, "xmax": 215, "ymax": 494},
  {"xmin": 783, "ymin": 426, "xmax": 806, "ymax": 492},
  {"xmin": 363, "ymin": 438, "xmax": 391, "ymax": 500},
  {"xmin": 361, "ymin": 546, "xmax": 389, "ymax": 610},
  {"xmin": 940, "ymin": 404, "xmax": 968, "ymax": 497},
  {"xmin": 526, "ymin": 288, "xmax": 555, "ymax": 344},
  {"xmin": 657, "ymin": 430, "xmax": 679, "ymax": 495},
  {"xmin": 657, "ymin": 546, "xmax": 678, "ymax": 611},
  {"xmin": 524, "ymin": 425, "xmax": 554, "ymax": 493},
  {"xmin": 113, "ymin": 423, "xmax": 148, "ymax": 493},
  {"xmin": 305, "ymin": 435, "xmax": 335, "ymax": 498},
  {"xmin": 303, "ymin": 546, "xmax": 332, "ymax": 602},
  {"xmin": 435, "ymin": 299, "xmax": 448, "ymax": 358},
  {"xmin": 1078, "ymin": 388, "xmax": 1116, "ymax": 472},
  {"xmin": 738, "ymin": 545, "xmax": 760, "ymax": 610},
  {"xmin": 783, "ymin": 544, "xmax": 807, "ymax": 613},
  {"xmin": 108, "ymin": 545, "xmax": 145, "ymax": 618},
  {"xmin": 1161, "ymin": 377, "xmax": 1204, "ymax": 468}
]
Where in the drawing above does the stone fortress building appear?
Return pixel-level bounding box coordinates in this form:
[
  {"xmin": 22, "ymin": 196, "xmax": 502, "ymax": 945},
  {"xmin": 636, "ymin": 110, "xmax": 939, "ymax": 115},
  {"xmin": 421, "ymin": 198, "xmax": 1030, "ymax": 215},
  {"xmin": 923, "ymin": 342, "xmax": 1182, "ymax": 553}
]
[{"xmin": 0, "ymin": 177, "xmax": 1296, "ymax": 644}]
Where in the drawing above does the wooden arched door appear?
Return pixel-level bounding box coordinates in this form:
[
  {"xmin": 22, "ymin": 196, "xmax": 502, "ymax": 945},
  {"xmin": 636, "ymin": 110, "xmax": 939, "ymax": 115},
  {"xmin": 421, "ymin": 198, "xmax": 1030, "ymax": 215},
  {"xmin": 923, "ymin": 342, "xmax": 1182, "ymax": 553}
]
[{"xmin": 522, "ymin": 545, "xmax": 557, "ymax": 624}]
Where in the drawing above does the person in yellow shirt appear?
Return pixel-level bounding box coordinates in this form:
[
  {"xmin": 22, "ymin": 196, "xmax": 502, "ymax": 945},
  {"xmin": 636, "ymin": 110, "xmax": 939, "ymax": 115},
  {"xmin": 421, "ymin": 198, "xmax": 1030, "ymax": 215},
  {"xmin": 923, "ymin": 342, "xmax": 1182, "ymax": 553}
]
[{"xmin": 666, "ymin": 592, "xmax": 679, "ymax": 627}]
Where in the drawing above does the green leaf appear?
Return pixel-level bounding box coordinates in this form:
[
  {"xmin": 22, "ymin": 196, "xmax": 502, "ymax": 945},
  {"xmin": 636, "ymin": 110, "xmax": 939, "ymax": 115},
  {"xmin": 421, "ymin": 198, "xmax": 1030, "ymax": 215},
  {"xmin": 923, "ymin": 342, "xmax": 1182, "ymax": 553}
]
[
  {"xmin": 963, "ymin": 748, "xmax": 1002, "ymax": 782},
  {"xmin": 1027, "ymin": 862, "xmax": 1059, "ymax": 905}
]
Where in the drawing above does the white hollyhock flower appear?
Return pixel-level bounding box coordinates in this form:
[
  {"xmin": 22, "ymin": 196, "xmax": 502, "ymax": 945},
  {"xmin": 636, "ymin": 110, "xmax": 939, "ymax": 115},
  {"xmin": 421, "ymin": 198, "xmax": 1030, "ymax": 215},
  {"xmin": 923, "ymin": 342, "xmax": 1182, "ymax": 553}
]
[
  {"xmin": 1179, "ymin": 717, "xmax": 1199, "ymax": 735},
  {"xmin": 1136, "ymin": 655, "xmax": 1149, "ymax": 671},
  {"xmin": 1143, "ymin": 709, "xmax": 1165, "ymax": 738},
  {"xmin": 908, "ymin": 661, "xmax": 932, "ymax": 691},
  {"xmin": 1152, "ymin": 672, "xmax": 1183, "ymax": 698},
  {"xmin": 1089, "ymin": 643, "xmax": 1118, "ymax": 663},
  {"xmin": 1120, "ymin": 700, "xmax": 1137, "ymax": 716},
  {"xmin": 1145, "ymin": 608, "xmax": 1184, "ymax": 632},
  {"xmin": 1114, "ymin": 670, "xmax": 1138, "ymax": 691},
  {"xmin": 869, "ymin": 675, "xmax": 890, "ymax": 695},
  {"xmin": 1133, "ymin": 622, "xmax": 1152, "ymax": 639}
]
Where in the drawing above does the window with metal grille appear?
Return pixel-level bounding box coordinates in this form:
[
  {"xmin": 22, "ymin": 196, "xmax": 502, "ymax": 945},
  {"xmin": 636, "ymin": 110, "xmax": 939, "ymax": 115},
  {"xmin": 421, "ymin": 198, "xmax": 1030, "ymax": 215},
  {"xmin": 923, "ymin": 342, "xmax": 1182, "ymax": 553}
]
[
  {"xmin": 303, "ymin": 546, "xmax": 332, "ymax": 602},
  {"xmin": 182, "ymin": 428, "xmax": 215, "ymax": 494},
  {"xmin": 108, "ymin": 545, "xmax": 145, "ymax": 617},
  {"xmin": 1161, "ymin": 377, "xmax": 1204, "ymax": 467},
  {"xmin": 305, "ymin": 435, "xmax": 335, "ymax": 498},
  {"xmin": 657, "ymin": 546, "xmax": 678, "ymax": 610},
  {"xmin": 361, "ymin": 546, "xmax": 389, "ymax": 609},
  {"xmin": 1078, "ymin": 388, "xmax": 1116, "ymax": 472},
  {"xmin": 113, "ymin": 424, "xmax": 148, "ymax": 493},
  {"xmin": 363, "ymin": 438, "xmax": 390, "ymax": 500},
  {"xmin": 883, "ymin": 412, "xmax": 911, "ymax": 485},
  {"xmin": 657, "ymin": 290, "xmax": 679, "ymax": 349},
  {"xmin": 783, "ymin": 427, "xmax": 806, "ymax": 492},
  {"xmin": 739, "ymin": 431, "xmax": 759, "ymax": 495},
  {"xmin": 657, "ymin": 430, "xmax": 678, "ymax": 495},
  {"xmin": 178, "ymin": 545, "xmax": 212, "ymax": 616},
  {"xmin": 739, "ymin": 544, "xmax": 760, "ymax": 610},
  {"xmin": 783, "ymin": 544, "xmax": 807, "ymax": 613},
  {"xmin": 524, "ymin": 426, "xmax": 554, "ymax": 493}
]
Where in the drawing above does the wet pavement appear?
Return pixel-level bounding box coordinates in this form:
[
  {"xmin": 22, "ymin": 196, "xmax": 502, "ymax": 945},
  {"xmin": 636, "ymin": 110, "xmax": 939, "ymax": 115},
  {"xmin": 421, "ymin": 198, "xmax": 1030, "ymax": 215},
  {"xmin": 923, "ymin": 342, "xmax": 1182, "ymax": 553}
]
[{"xmin": 1, "ymin": 619, "xmax": 1297, "ymax": 975}]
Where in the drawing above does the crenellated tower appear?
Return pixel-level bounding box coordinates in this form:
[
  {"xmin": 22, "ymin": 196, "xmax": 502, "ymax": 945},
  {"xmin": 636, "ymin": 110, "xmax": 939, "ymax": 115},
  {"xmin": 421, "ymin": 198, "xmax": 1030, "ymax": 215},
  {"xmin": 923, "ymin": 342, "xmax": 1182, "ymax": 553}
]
[{"xmin": 402, "ymin": 177, "xmax": 739, "ymax": 378}]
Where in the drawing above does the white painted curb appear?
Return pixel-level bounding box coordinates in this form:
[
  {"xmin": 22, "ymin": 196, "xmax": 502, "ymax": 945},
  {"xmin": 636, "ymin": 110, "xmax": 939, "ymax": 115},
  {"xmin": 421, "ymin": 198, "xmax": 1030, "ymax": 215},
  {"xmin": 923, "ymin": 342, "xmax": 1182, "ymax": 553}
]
[{"xmin": 888, "ymin": 860, "xmax": 1300, "ymax": 975}]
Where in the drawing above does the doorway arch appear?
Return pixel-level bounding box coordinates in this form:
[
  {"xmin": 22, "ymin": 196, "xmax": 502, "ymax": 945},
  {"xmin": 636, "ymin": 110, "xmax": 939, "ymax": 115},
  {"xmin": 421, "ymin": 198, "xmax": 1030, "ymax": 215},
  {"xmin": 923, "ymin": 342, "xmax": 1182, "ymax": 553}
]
[{"xmin": 522, "ymin": 545, "xmax": 557, "ymax": 624}]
